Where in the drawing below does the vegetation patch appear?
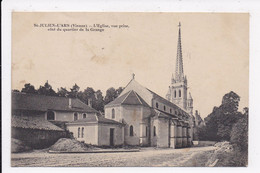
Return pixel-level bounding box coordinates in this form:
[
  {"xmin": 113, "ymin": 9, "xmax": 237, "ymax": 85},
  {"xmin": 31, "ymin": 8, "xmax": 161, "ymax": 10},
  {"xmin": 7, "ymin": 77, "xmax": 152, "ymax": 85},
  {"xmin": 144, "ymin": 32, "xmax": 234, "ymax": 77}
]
[{"xmin": 11, "ymin": 138, "xmax": 32, "ymax": 153}]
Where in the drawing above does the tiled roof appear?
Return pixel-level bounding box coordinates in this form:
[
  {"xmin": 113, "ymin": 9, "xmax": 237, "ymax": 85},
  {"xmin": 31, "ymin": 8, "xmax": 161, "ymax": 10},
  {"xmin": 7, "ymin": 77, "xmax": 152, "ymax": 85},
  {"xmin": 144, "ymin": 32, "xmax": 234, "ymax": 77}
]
[
  {"xmin": 106, "ymin": 90, "xmax": 149, "ymax": 107},
  {"xmin": 97, "ymin": 116, "xmax": 124, "ymax": 125},
  {"xmin": 153, "ymin": 109, "xmax": 178, "ymax": 119},
  {"xmin": 12, "ymin": 115, "xmax": 64, "ymax": 131},
  {"xmin": 146, "ymin": 88, "xmax": 190, "ymax": 116},
  {"xmin": 66, "ymin": 114, "xmax": 123, "ymax": 125},
  {"xmin": 12, "ymin": 92, "xmax": 98, "ymax": 113}
]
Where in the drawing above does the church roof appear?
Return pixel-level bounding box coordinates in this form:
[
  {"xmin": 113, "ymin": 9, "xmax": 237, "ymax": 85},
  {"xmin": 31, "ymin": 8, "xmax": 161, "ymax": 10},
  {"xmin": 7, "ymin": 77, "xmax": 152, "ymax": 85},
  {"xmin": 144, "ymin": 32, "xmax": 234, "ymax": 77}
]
[
  {"xmin": 153, "ymin": 109, "xmax": 178, "ymax": 119},
  {"xmin": 12, "ymin": 92, "xmax": 98, "ymax": 113},
  {"xmin": 106, "ymin": 90, "xmax": 150, "ymax": 107},
  {"xmin": 146, "ymin": 88, "xmax": 189, "ymax": 116}
]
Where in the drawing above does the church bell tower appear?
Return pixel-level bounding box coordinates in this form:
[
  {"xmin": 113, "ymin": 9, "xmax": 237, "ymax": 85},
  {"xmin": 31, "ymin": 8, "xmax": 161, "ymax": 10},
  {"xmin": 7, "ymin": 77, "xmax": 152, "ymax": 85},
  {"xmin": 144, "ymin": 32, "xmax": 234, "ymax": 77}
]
[{"xmin": 166, "ymin": 22, "xmax": 191, "ymax": 111}]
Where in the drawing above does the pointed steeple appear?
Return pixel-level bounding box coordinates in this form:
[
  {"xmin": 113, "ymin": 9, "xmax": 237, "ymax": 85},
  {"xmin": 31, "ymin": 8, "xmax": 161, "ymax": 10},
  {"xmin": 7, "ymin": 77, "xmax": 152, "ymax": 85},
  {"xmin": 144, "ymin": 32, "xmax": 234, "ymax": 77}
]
[{"xmin": 175, "ymin": 22, "xmax": 184, "ymax": 82}]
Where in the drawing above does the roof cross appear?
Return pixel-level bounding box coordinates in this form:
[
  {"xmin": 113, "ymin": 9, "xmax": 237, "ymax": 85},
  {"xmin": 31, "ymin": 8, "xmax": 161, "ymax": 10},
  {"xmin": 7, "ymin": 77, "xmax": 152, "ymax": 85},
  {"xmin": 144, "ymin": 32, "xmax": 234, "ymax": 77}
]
[{"xmin": 132, "ymin": 73, "xmax": 135, "ymax": 79}]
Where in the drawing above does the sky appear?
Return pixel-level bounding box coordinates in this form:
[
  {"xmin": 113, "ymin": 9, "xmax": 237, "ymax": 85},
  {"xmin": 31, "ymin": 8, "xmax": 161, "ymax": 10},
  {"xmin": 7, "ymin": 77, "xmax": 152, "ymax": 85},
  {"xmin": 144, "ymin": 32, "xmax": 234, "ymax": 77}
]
[{"xmin": 12, "ymin": 12, "xmax": 249, "ymax": 118}]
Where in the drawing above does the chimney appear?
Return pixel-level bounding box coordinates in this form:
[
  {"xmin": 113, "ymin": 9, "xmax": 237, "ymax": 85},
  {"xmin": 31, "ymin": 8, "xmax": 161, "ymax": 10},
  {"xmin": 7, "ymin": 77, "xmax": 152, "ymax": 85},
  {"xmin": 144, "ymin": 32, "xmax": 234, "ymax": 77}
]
[
  {"xmin": 69, "ymin": 98, "xmax": 72, "ymax": 108},
  {"xmin": 88, "ymin": 98, "xmax": 92, "ymax": 108}
]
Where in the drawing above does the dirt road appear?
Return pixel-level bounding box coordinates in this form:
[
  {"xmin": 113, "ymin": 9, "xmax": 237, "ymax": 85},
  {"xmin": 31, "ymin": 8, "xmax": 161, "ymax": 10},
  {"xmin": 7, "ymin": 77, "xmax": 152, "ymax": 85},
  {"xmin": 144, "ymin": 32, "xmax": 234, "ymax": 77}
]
[{"xmin": 11, "ymin": 146, "xmax": 215, "ymax": 167}]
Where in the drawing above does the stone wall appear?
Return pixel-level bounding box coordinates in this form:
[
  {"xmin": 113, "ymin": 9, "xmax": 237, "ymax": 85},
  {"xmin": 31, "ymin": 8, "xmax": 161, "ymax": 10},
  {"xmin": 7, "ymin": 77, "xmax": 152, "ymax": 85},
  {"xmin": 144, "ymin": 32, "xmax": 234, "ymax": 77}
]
[
  {"xmin": 98, "ymin": 124, "xmax": 124, "ymax": 146},
  {"xmin": 156, "ymin": 118, "xmax": 170, "ymax": 147},
  {"xmin": 66, "ymin": 124, "xmax": 98, "ymax": 145},
  {"xmin": 12, "ymin": 127, "xmax": 67, "ymax": 149}
]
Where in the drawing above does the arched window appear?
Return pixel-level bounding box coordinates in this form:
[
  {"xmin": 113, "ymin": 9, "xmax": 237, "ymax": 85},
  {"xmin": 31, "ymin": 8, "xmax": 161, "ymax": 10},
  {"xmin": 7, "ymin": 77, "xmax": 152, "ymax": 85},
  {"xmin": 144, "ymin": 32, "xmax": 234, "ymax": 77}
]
[
  {"xmin": 74, "ymin": 112, "xmax": 78, "ymax": 121},
  {"xmin": 156, "ymin": 102, "xmax": 159, "ymax": 108},
  {"xmin": 174, "ymin": 90, "xmax": 177, "ymax": 98},
  {"xmin": 81, "ymin": 127, "xmax": 84, "ymax": 138},
  {"xmin": 164, "ymin": 105, "xmax": 166, "ymax": 111},
  {"xmin": 78, "ymin": 127, "xmax": 80, "ymax": 138},
  {"xmin": 179, "ymin": 90, "xmax": 181, "ymax": 97},
  {"xmin": 112, "ymin": 109, "xmax": 115, "ymax": 119},
  {"xmin": 170, "ymin": 109, "xmax": 172, "ymax": 113},
  {"xmin": 154, "ymin": 126, "xmax": 156, "ymax": 136},
  {"xmin": 145, "ymin": 126, "xmax": 148, "ymax": 137},
  {"xmin": 130, "ymin": 125, "xmax": 134, "ymax": 136},
  {"xmin": 47, "ymin": 111, "xmax": 55, "ymax": 120},
  {"xmin": 83, "ymin": 113, "xmax": 86, "ymax": 119}
]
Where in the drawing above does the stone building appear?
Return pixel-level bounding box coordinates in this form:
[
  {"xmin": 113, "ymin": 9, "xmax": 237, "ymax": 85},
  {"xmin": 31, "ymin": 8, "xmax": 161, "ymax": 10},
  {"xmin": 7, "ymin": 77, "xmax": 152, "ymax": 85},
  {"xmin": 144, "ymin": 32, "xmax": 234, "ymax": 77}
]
[
  {"xmin": 11, "ymin": 92, "xmax": 101, "ymax": 147},
  {"xmin": 104, "ymin": 77, "xmax": 193, "ymax": 148},
  {"xmin": 12, "ymin": 92, "xmax": 126, "ymax": 147},
  {"xmin": 66, "ymin": 114, "xmax": 124, "ymax": 146},
  {"xmin": 12, "ymin": 92, "xmax": 99, "ymax": 123}
]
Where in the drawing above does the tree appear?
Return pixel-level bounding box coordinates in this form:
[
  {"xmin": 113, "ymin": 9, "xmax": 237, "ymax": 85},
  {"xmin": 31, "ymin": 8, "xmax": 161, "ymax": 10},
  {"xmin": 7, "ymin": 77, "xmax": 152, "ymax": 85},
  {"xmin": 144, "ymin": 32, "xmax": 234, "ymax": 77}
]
[
  {"xmin": 57, "ymin": 87, "xmax": 69, "ymax": 97},
  {"xmin": 104, "ymin": 87, "xmax": 124, "ymax": 104},
  {"xmin": 230, "ymin": 107, "xmax": 248, "ymax": 151},
  {"xmin": 203, "ymin": 91, "xmax": 243, "ymax": 141},
  {"xmin": 116, "ymin": 87, "xmax": 124, "ymax": 96},
  {"xmin": 37, "ymin": 81, "xmax": 57, "ymax": 96},
  {"xmin": 95, "ymin": 90, "xmax": 104, "ymax": 112},
  {"xmin": 77, "ymin": 87, "xmax": 105, "ymax": 112},
  {"xmin": 104, "ymin": 87, "xmax": 117, "ymax": 104},
  {"xmin": 68, "ymin": 83, "xmax": 80, "ymax": 98},
  {"xmin": 21, "ymin": 83, "xmax": 37, "ymax": 94}
]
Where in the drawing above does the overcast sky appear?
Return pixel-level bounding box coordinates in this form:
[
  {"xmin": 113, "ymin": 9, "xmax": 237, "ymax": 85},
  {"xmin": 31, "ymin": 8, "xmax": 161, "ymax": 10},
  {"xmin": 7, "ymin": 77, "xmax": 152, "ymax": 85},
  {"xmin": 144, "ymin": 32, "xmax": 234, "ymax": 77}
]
[{"xmin": 12, "ymin": 12, "xmax": 249, "ymax": 118}]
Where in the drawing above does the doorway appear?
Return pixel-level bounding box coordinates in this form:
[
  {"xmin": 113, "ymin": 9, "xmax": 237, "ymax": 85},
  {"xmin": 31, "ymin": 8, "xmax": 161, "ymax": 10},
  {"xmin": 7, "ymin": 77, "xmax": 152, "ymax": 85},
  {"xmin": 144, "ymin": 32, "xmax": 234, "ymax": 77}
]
[{"xmin": 110, "ymin": 128, "xmax": 114, "ymax": 146}]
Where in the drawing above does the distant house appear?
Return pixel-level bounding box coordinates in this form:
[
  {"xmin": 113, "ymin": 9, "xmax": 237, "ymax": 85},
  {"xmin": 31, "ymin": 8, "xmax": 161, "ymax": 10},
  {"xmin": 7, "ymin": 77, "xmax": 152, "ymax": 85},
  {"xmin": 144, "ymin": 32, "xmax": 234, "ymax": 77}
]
[
  {"xmin": 12, "ymin": 92, "xmax": 99, "ymax": 122},
  {"xmin": 11, "ymin": 92, "xmax": 99, "ymax": 148},
  {"xmin": 12, "ymin": 92, "xmax": 125, "ymax": 147}
]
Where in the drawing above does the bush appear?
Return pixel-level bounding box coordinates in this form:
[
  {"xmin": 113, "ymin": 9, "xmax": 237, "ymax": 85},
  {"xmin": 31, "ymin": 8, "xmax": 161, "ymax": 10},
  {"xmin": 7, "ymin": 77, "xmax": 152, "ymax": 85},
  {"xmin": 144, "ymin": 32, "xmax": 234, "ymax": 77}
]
[
  {"xmin": 230, "ymin": 115, "xmax": 248, "ymax": 151},
  {"xmin": 11, "ymin": 138, "xmax": 32, "ymax": 153}
]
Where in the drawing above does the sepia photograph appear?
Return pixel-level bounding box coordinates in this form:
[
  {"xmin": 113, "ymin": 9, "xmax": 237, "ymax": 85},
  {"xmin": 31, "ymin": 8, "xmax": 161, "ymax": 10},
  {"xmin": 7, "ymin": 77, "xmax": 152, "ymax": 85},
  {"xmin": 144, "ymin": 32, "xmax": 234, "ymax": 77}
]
[{"xmin": 9, "ymin": 12, "xmax": 249, "ymax": 167}]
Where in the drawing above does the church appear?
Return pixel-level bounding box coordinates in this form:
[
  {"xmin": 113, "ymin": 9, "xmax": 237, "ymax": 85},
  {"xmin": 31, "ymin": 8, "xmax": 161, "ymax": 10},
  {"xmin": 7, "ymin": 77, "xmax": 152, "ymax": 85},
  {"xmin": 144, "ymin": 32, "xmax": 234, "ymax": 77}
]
[{"xmin": 102, "ymin": 23, "xmax": 196, "ymax": 148}]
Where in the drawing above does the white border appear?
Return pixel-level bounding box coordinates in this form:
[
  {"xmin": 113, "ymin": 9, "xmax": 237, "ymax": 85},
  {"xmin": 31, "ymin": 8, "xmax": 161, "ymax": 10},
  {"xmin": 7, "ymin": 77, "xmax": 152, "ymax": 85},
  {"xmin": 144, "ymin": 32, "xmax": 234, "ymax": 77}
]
[{"xmin": 2, "ymin": 0, "xmax": 260, "ymax": 173}]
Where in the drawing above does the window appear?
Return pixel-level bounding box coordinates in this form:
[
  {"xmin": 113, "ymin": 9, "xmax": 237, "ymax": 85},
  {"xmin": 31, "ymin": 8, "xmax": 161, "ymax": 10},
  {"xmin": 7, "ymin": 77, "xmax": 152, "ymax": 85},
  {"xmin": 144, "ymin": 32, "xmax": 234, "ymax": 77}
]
[
  {"xmin": 164, "ymin": 105, "xmax": 166, "ymax": 111},
  {"xmin": 81, "ymin": 127, "xmax": 84, "ymax": 138},
  {"xmin": 74, "ymin": 113, "xmax": 78, "ymax": 121},
  {"xmin": 47, "ymin": 111, "xmax": 55, "ymax": 120},
  {"xmin": 78, "ymin": 127, "xmax": 80, "ymax": 138},
  {"xmin": 170, "ymin": 109, "xmax": 172, "ymax": 113},
  {"xmin": 179, "ymin": 90, "xmax": 181, "ymax": 97},
  {"xmin": 83, "ymin": 113, "xmax": 86, "ymax": 119},
  {"xmin": 112, "ymin": 109, "xmax": 115, "ymax": 119},
  {"xmin": 156, "ymin": 102, "xmax": 159, "ymax": 108},
  {"xmin": 145, "ymin": 126, "xmax": 148, "ymax": 137},
  {"xmin": 154, "ymin": 126, "xmax": 156, "ymax": 136},
  {"xmin": 175, "ymin": 111, "xmax": 178, "ymax": 115},
  {"xmin": 174, "ymin": 90, "xmax": 177, "ymax": 98},
  {"xmin": 130, "ymin": 125, "xmax": 134, "ymax": 136}
]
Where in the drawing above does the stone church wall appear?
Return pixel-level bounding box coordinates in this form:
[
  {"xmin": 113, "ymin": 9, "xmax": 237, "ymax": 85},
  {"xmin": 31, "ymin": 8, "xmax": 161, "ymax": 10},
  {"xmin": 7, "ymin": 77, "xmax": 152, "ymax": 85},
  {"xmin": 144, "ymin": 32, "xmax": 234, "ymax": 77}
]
[
  {"xmin": 156, "ymin": 118, "xmax": 170, "ymax": 147},
  {"xmin": 98, "ymin": 123, "xmax": 124, "ymax": 146}
]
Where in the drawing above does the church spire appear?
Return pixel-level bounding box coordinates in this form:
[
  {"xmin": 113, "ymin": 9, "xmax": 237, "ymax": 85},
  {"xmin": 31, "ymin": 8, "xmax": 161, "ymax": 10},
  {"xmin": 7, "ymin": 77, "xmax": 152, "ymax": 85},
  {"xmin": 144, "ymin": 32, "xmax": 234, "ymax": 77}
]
[{"xmin": 175, "ymin": 22, "xmax": 184, "ymax": 82}]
